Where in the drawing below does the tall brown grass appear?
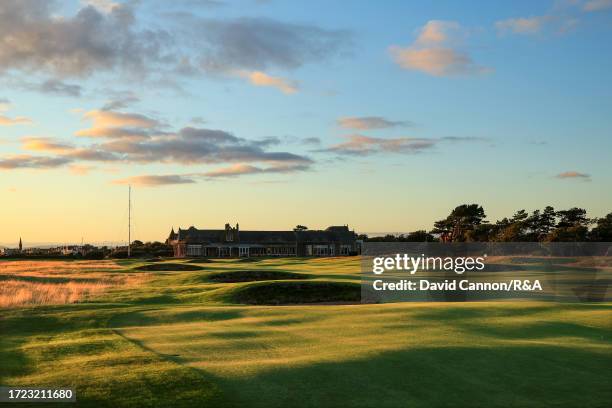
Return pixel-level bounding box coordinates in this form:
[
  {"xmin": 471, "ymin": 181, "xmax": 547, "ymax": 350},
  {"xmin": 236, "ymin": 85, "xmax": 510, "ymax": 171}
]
[
  {"xmin": 0, "ymin": 280, "xmax": 111, "ymax": 308},
  {"xmin": 0, "ymin": 260, "xmax": 144, "ymax": 308}
]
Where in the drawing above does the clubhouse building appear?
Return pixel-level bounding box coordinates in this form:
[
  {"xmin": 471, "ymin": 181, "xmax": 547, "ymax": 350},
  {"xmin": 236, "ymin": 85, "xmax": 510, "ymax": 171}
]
[{"xmin": 166, "ymin": 223, "xmax": 359, "ymax": 258}]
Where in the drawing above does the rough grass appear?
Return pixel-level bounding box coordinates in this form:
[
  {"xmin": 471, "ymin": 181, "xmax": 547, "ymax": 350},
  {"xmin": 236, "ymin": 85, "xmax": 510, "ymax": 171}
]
[
  {"xmin": 0, "ymin": 260, "xmax": 122, "ymax": 277},
  {"xmin": 0, "ymin": 260, "xmax": 144, "ymax": 308},
  {"xmin": 0, "ymin": 280, "xmax": 110, "ymax": 308},
  {"xmin": 0, "ymin": 257, "xmax": 610, "ymax": 407}
]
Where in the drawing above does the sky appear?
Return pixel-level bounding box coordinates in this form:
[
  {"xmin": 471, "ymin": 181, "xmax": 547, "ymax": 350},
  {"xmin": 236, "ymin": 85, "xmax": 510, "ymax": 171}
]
[{"xmin": 1, "ymin": 0, "xmax": 611, "ymax": 245}]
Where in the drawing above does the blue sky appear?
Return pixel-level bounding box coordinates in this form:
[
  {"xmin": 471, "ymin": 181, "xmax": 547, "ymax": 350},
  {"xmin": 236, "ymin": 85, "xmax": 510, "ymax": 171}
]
[{"xmin": 0, "ymin": 0, "xmax": 611, "ymax": 244}]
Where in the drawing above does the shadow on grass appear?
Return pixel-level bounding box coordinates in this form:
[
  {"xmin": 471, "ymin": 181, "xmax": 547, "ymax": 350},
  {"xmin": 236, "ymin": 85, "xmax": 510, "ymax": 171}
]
[
  {"xmin": 388, "ymin": 304, "xmax": 611, "ymax": 344},
  {"xmin": 134, "ymin": 263, "xmax": 204, "ymax": 272},
  {"xmin": 208, "ymin": 330, "xmax": 260, "ymax": 339},
  {"xmin": 464, "ymin": 320, "xmax": 610, "ymax": 341},
  {"xmin": 186, "ymin": 258, "xmax": 215, "ymax": 264},
  {"xmin": 227, "ymin": 281, "xmax": 361, "ymax": 305},
  {"xmin": 1, "ymin": 305, "xmax": 229, "ymax": 408},
  {"xmin": 0, "ymin": 305, "xmax": 119, "ymax": 383},
  {"xmin": 207, "ymin": 344, "xmax": 611, "ymax": 408},
  {"xmin": 107, "ymin": 301, "xmax": 610, "ymax": 407},
  {"xmin": 0, "ymin": 334, "xmax": 34, "ymax": 381},
  {"xmin": 207, "ymin": 270, "xmax": 311, "ymax": 283},
  {"xmin": 128, "ymin": 294, "xmax": 183, "ymax": 305},
  {"xmin": 111, "ymin": 308, "xmax": 245, "ymax": 327}
]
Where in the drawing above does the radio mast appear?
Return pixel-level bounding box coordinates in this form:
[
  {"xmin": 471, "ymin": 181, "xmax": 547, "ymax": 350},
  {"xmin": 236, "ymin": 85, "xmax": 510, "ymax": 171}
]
[{"xmin": 128, "ymin": 185, "xmax": 131, "ymax": 258}]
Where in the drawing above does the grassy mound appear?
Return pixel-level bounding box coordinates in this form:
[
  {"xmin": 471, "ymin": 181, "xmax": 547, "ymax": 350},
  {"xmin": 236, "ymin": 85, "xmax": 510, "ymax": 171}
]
[
  {"xmin": 207, "ymin": 270, "xmax": 309, "ymax": 283},
  {"xmin": 134, "ymin": 263, "xmax": 203, "ymax": 271},
  {"xmin": 228, "ymin": 281, "xmax": 361, "ymax": 305}
]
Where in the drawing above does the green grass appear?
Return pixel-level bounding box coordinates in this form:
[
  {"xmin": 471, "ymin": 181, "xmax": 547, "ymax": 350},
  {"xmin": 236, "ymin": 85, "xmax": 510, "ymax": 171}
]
[{"xmin": 0, "ymin": 257, "xmax": 610, "ymax": 407}]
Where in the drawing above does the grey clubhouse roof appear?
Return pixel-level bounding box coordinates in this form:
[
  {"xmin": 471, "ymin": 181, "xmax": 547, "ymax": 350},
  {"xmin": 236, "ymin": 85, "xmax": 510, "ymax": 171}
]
[{"xmin": 170, "ymin": 226, "xmax": 355, "ymax": 244}]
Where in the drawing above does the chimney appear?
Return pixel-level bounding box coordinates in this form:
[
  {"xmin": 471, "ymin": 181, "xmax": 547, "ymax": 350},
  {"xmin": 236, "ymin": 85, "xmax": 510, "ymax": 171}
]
[{"xmin": 225, "ymin": 223, "xmax": 233, "ymax": 242}]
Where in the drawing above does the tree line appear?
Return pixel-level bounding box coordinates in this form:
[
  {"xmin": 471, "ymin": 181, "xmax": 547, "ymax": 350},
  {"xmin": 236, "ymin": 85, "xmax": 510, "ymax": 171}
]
[{"xmin": 359, "ymin": 205, "xmax": 612, "ymax": 242}]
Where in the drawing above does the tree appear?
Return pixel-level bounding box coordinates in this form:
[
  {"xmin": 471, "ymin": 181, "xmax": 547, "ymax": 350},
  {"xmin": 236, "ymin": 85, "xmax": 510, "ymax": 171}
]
[
  {"xmin": 403, "ymin": 230, "xmax": 436, "ymax": 242},
  {"xmin": 522, "ymin": 210, "xmax": 541, "ymax": 241},
  {"xmin": 495, "ymin": 209, "xmax": 529, "ymax": 241},
  {"xmin": 556, "ymin": 207, "xmax": 589, "ymax": 228},
  {"xmin": 494, "ymin": 222, "xmax": 524, "ymax": 242},
  {"xmin": 539, "ymin": 206, "xmax": 557, "ymax": 236},
  {"xmin": 294, "ymin": 225, "xmax": 308, "ymax": 231},
  {"xmin": 519, "ymin": 206, "xmax": 557, "ymax": 241},
  {"xmin": 590, "ymin": 212, "xmax": 612, "ymax": 242},
  {"xmin": 432, "ymin": 204, "xmax": 487, "ymax": 242},
  {"xmin": 464, "ymin": 223, "xmax": 493, "ymax": 242},
  {"xmin": 545, "ymin": 225, "xmax": 589, "ymax": 242},
  {"xmin": 511, "ymin": 209, "xmax": 529, "ymax": 223},
  {"xmin": 113, "ymin": 241, "xmax": 172, "ymax": 258},
  {"xmin": 545, "ymin": 207, "xmax": 591, "ymax": 242}
]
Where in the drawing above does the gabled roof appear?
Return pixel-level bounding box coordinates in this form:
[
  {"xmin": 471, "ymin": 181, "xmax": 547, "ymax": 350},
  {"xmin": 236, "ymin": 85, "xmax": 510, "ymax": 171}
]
[
  {"xmin": 295, "ymin": 230, "xmax": 336, "ymax": 243},
  {"xmin": 239, "ymin": 230, "xmax": 297, "ymax": 243},
  {"xmin": 177, "ymin": 227, "xmax": 225, "ymax": 243},
  {"xmin": 169, "ymin": 225, "xmax": 356, "ymax": 245}
]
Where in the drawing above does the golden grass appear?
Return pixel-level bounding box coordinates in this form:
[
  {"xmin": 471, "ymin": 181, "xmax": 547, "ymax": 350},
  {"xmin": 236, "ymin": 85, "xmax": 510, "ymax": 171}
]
[
  {"xmin": 0, "ymin": 280, "xmax": 110, "ymax": 308},
  {"xmin": 0, "ymin": 260, "xmax": 144, "ymax": 308},
  {"xmin": 0, "ymin": 260, "xmax": 121, "ymax": 276}
]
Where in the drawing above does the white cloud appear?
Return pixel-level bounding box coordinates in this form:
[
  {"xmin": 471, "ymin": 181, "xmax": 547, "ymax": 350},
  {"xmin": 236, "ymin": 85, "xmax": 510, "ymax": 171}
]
[
  {"xmin": 494, "ymin": 0, "xmax": 611, "ymax": 37},
  {"xmin": 75, "ymin": 110, "xmax": 161, "ymax": 139},
  {"xmin": 81, "ymin": 0, "xmax": 119, "ymax": 13},
  {"xmin": 415, "ymin": 20, "xmax": 460, "ymax": 45},
  {"xmin": 0, "ymin": 115, "xmax": 31, "ymax": 126},
  {"xmin": 69, "ymin": 164, "xmax": 95, "ymax": 175},
  {"xmin": 204, "ymin": 162, "xmax": 308, "ymax": 177},
  {"xmin": 495, "ymin": 16, "xmax": 546, "ymax": 35},
  {"xmin": 0, "ymin": 1, "xmax": 172, "ymax": 78},
  {"xmin": 22, "ymin": 137, "xmax": 73, "ymax": 153},
  {"xmin": 555, "ymin": 171, "xmax": 591, "ymax": 180},
  {"xmin": 113, "ymin": 174, "xmax": 196, "ymax": 186},
  {"xmin": 319, "ymin": 134, "xmax": 437, "ymax": 156},
  {"xmin": 583, "ymin": 0, "xmax": 612, "ymax": 12},
  {"xmin": 318, "ymin": 134, "xmax": 487, "ymax": 156},
  {"xmin": 0, "ymin": 155, "xmax": 71, "ymax": 169},
  {"xmin": 0, "ymin": 102, "xmax": 32, "ymax": 126},
  {"xmin": 239, "ymin": 71, "xmax": 299, "ymax": 94},
  {"xmin": 3, "ymin": 104, "xmax": 313, "ymax": 181},
  {"xmin": 337, "ymin": 116, "xmax": 412, "ymax": 130},
  {"xmin": 389, "ymin": 20, "xmax": 490, "ymax": 77}
]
